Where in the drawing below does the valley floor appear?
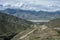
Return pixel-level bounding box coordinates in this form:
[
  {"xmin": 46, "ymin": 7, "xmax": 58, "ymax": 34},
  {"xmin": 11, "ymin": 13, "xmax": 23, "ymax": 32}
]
[{"xmin": 11, "ymin": 25, "xmax": 60, "ymax": 40}]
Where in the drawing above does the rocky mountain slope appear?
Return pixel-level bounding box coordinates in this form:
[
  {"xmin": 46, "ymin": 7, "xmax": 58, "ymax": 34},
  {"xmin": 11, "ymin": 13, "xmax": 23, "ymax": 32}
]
[
  {"xmin": 46, "ymin": 18, "xmax": 60, "ymax": 28},
  {"xmin": 0, "ymin": 12, "xmax": 33, "ymax": 40}
]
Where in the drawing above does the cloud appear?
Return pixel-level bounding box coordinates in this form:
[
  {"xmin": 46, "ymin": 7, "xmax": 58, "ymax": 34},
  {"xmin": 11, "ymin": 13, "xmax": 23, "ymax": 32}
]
[{"xmin": 0, "ymin": 0, "xmax": 60, "ymax": 11}]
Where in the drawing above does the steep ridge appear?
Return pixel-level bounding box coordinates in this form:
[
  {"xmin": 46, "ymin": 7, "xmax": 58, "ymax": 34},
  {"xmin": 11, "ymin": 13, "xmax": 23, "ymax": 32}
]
[{"xmin": 0, "ymin": 12, "xmax": 33, "ymax": 40}]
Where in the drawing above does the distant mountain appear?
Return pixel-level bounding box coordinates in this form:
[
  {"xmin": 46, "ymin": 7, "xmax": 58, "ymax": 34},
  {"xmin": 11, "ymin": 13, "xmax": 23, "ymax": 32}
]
[
  {"xmin": 3, "ymin": 8, "xmax": 16, "ymax": 14},
  {"xmin": 0, "ymin": 12, "xmax": 33, "ymax": 36},
  {"xmin": 0, "ymin": 5, "xmax": 3, "ymax": 7},
  {"xmin": 0, "ymin": 8, "xmax": 60, "ymax": 20}
]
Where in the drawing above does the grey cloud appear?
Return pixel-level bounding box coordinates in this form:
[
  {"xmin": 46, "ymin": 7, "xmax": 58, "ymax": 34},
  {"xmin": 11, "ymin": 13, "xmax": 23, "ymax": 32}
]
[{"xmin": 0, "ymin": 0, "xmax": 60, "ymax": 11}]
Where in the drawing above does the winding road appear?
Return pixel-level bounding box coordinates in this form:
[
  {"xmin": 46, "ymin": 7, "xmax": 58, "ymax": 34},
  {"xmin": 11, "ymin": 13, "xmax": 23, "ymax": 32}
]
[
  {"xmin": 19, "ymin": 28, "xmax": 38, "ymax": 40},
  {"xmin": 11, "ymin": 27, "xmax": 38, "ymax": 40}
]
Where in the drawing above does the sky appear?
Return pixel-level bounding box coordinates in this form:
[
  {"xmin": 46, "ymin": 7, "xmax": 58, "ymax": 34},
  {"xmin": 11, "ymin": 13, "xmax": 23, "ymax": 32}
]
[{"xmin": 0, "ymin": 0, "xmax": 60, "ymax": 11}]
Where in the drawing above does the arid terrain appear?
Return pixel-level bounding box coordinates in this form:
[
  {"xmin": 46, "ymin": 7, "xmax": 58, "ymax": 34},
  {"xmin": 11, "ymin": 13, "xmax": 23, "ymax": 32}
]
[{"xmin": 11, "ymin": 25, "xmax": 60, "ymax": 40}]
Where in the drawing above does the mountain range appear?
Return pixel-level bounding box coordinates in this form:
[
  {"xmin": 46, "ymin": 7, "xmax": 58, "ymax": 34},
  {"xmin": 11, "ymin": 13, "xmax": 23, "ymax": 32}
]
[{"xmin": 0, "ymin": 8, "xmax": 60, "ymax": 20}]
